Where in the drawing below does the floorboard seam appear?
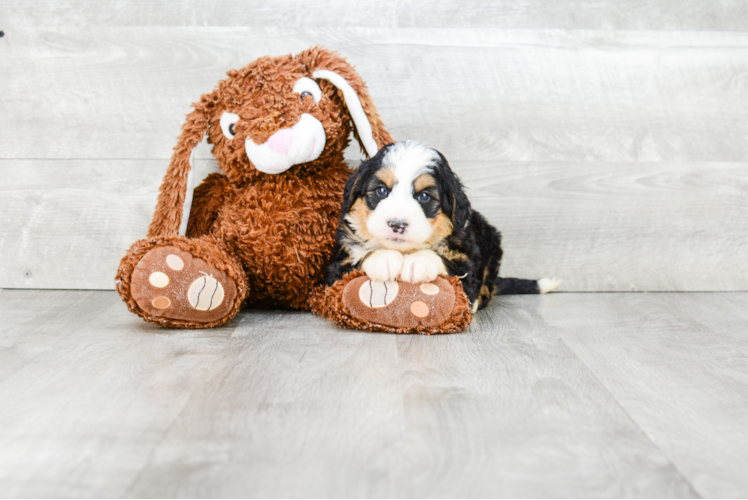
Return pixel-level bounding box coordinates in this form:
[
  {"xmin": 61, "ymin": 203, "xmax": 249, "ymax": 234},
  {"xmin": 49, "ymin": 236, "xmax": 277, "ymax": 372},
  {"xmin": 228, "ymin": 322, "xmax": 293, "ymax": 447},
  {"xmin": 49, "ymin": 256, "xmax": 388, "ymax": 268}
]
[{"xmin": 560, "ymin": 335, "xmax": 704, "ymax": 498}]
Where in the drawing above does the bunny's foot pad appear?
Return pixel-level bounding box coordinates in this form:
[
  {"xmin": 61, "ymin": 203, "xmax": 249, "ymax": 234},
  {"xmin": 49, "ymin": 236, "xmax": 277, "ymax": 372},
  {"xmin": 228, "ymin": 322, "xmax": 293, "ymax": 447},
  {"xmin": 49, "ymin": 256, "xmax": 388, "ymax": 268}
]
[
  {"xmin": 117, "ymin": 237, "xmax": 247, "ymax": 328},
  {"xmin": 131, "ymin": 246, "xmax": 237, "ymax": 324},
  {"xmin": 310, "ymin": 271, "xmax": 472, "ymax": 334},
  {"xmin": 343, "ymin": 276, "xmax": 456, "ymax": 329}
]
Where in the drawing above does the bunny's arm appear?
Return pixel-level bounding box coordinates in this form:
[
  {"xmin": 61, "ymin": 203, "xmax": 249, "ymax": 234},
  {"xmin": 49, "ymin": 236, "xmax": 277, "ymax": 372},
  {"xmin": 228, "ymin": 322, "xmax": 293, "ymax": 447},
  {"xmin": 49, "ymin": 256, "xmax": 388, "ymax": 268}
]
[{"xmin": 185, "ymin": 173, "xmax": 231, "ymax": 238}]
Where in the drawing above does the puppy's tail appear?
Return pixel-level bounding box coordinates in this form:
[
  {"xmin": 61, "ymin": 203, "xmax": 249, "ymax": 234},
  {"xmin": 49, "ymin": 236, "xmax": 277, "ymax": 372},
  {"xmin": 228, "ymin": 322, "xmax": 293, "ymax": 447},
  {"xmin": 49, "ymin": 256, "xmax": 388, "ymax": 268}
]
[{"xmin": 496, "ymin": 277, "xmax": 561, "ymax": 295}]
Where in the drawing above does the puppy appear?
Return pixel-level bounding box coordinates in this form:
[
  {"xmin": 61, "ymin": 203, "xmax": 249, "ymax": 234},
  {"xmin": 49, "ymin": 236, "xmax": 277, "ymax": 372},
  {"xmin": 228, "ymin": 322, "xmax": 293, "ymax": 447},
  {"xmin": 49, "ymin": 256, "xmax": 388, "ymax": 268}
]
[{"xmin": 325, "ymin": 141, "xmax": 559, "ymax": 312}]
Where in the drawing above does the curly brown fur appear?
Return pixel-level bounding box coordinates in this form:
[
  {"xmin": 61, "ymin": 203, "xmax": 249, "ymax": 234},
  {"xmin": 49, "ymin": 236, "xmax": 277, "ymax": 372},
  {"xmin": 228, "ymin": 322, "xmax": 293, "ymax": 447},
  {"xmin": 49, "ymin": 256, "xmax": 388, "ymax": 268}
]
[
  {"xmin": 117, "ymin": 47, "xmax": 394, "ymax": 327},
  {"xmin": 186, "ymin": 173, "xmax": 230, "ymax": 238}
]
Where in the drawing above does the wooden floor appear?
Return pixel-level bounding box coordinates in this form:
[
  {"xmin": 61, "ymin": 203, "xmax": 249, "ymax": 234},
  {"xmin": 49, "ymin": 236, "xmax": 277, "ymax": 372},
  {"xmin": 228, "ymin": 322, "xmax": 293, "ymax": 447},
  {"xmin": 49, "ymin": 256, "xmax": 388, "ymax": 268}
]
[{"xmin": 1, "ymin": 290, "xmax": 747, "ymax": 498}]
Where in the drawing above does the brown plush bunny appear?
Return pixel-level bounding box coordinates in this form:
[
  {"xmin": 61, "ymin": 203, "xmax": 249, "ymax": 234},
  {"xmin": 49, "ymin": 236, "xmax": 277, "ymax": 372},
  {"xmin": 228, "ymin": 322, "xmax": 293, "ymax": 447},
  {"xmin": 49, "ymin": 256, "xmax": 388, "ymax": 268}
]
[{"xmin": 116, "ymin": 47, "xmax": 396, "ymax": 328}]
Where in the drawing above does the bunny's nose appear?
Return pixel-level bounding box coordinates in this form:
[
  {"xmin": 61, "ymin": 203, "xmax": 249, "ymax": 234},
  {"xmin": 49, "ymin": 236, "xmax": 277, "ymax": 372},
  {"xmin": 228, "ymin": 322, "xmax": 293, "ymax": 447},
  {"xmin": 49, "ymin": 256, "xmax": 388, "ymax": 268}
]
[{"xmin": 267, "ymin": 129, "xmax": 294, "ymax": 156}]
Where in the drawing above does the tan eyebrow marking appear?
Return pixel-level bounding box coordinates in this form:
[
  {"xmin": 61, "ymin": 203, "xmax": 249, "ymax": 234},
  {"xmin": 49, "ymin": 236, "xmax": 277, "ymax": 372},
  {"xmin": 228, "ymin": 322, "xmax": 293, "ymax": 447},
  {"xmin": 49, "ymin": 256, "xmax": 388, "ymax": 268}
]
[
  {"xmin": 375, "ymin": 167, "xmax": 396, "ymax": 189},
  {"xmin": 414, "ymin": 173, "xmax": 436, "ymax": 192}
]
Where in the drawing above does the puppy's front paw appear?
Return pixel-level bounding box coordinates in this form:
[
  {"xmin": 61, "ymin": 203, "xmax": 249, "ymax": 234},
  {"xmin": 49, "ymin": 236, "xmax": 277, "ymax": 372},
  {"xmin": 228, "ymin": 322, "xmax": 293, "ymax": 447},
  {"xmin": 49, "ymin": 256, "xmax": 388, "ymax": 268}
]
[
  {"xmin": 400, "ymin": 250, "xmax": 446, "ymax": 283},
  {"xmin": 362, "ymin": 250, "xmax": 404, "ymax": 282}
]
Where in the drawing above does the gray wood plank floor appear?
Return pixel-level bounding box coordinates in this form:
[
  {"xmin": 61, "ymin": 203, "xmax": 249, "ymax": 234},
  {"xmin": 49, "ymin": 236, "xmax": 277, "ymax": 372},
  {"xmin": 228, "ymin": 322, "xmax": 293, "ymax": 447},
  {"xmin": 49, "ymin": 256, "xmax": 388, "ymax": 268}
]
[{"xmin": 1, "ymin": 290, "xmax": 747, "ymax": 498}]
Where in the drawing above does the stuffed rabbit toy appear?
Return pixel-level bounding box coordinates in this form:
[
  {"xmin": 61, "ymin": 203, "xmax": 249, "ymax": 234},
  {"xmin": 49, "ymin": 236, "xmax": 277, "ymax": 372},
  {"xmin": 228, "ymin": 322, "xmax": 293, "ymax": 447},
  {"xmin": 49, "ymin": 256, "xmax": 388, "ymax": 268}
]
[{"xmin": 116, "ymin": 47, "xmax": 396, "ymax": 328}]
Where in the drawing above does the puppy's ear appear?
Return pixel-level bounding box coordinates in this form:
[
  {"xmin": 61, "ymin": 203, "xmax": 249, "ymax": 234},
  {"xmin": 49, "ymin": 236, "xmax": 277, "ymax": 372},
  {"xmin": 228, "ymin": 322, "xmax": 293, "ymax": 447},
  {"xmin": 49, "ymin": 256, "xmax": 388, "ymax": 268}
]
[
  {"xmin": 340, "ymin": 148, "xmax": 385, "ymax": 217},
  {"xmin": 304, "ymin": 47, "xmax": 394, "ymax": 158},
  {"xmin": 340, "ymin": 167, "xmax": 362, "ymax": 217},
  {"xmin": 433, "ymin": 152, "xmax": 471, "ymax": 232},
  {"xmin": 450, "ymin": 188, "xmax": 472, "ymax": 233},
  {"xmin": 148, "ymin": 92, "xmax": 216, "ymax": 238},
  {"xmin": 340, "ymin": 156, "xmax": 370, "ymax": 215}
]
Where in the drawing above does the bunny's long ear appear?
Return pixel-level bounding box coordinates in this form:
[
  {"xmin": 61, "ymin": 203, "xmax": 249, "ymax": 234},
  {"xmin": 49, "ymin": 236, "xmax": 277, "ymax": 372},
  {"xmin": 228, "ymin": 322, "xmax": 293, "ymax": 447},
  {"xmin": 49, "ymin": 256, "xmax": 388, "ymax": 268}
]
[
  {"xmin": 147, "ymin": 95, "xmax": 214, "ymax": 238},
  {"xmin": 310, "ymin": 50, "xmax": 394, "ymax": 158}
]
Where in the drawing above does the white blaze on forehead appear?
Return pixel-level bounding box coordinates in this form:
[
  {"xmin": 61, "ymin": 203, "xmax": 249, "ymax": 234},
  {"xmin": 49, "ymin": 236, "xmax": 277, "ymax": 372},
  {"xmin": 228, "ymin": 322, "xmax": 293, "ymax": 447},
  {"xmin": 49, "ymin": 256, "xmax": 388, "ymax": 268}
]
[
  {"xmin": 382, "ymin": 141, "xmax": 439, "ymax": 210},
  {"xmin": 382, "ymin": 140, "xmax": 440, "ymax": 180}
]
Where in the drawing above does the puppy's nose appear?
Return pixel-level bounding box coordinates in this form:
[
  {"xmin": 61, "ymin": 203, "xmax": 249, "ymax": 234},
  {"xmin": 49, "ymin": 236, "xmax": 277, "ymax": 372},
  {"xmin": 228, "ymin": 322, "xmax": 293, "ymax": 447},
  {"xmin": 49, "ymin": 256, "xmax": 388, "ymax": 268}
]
[{"xmin": 388, "ymin": 219, "xmax": 408, "ymax": 234}]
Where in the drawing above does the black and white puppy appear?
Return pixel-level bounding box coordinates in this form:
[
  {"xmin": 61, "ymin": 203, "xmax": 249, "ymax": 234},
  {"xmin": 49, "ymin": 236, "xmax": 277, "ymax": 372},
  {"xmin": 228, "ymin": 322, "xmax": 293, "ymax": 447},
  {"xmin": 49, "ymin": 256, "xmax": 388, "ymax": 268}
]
[{"xmin": 325, "ymin": 141, "xmax": 559, "ymax": 312}]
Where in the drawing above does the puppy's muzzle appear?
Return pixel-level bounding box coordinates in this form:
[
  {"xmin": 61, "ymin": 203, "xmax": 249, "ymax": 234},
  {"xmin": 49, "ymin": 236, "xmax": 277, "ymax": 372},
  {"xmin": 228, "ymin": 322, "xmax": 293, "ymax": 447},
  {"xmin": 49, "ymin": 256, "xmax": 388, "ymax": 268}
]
[{"xmin": 388, "ymin": 219, "xmax": 408, "ymax": 234}]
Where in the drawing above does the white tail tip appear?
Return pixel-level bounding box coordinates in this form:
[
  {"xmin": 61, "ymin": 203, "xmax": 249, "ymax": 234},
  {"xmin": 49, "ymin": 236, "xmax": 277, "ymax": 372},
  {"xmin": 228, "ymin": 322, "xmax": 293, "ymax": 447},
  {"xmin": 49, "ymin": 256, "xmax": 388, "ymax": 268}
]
[{"xmin": 538, "ymin": 277, "xmax": 562, "ymax": 294}]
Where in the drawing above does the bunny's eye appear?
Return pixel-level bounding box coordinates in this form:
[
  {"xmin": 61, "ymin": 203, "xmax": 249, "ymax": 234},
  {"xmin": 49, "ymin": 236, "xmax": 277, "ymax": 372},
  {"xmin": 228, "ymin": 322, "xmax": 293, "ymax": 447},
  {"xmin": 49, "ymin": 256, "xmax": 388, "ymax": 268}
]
[
  {"xmin": 293, "ymin": 77, "xmax": 322, "ymax": 104},
  {"xmin": 220, "ymin": 111, "xmax": 240, "ymax": 140}
]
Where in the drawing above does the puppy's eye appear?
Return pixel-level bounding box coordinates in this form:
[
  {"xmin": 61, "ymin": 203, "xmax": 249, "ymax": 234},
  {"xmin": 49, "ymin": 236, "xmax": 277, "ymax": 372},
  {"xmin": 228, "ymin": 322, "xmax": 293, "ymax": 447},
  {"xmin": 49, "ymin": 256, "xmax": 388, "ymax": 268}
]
[
  {"xmin": 376, "ymin": 186, "xmax": 388, "ymax": 197},
  {"xmin": 417, "ymin": 192, "xmax": 431, "ymax": 202},
  {"xmin": 220, "ymin": 111, "xmax": 240, "ymax": 140},
  {"xmin": 300, "ymin": 91, "xmax": 312, "ymax": 100}
]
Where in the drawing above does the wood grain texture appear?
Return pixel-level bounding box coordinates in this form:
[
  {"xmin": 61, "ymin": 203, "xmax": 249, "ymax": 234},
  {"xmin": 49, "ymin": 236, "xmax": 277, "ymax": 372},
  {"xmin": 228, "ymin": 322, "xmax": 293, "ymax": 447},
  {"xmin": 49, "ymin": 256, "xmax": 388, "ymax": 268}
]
[
  {"xmin": 0, "ymin": 290, "xmax": 98, "ymax": 382},
  {"xmin": 389, "ymin": 302, "xmax": 695, "ymax": 498},
  {"xmin": 0, "ymin": 159, "xmax": 218, "ymax": 290},
  {"xmin": 4, "ymin": 0, "xmax": 748, "ymax": 30},
  {"xmin": 2, "ymin": 159, "xmax": 745, "ymax": 291},
  {"xmin": 667, "ymin": 293, "xmax": 748, "ymax": 358},
  {"xmin": 0, "ymin": 289, "xmax": 240, "ymax": 498},
  {"xmin": 458, "ymin": 161, "xmax": 748, "ymax": 292},
  {"xmin": 1, "ymin": 4, "xmax": 746, "ymax": 293},
  {"xmin": 536, "ymin": 292, "xmax": 748, "ymax": 498},
  {"xmin": 1, "ymin": 289, "xmax": 726, "ymax": 497},
  {"xmin": 2, "ymin": 28, "xmax": 748, "ymax": 162},
  {"xmin": 126, "ymin": 309, "xmax": 409, "ymax": 498}
]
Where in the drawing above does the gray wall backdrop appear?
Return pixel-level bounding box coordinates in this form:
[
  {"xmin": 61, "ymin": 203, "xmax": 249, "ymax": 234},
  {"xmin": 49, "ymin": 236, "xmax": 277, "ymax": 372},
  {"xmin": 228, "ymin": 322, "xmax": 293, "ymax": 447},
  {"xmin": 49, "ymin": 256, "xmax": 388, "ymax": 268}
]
[{"xmin": 1, "ymin": 0, "xmax": 747, "ymax": 292}]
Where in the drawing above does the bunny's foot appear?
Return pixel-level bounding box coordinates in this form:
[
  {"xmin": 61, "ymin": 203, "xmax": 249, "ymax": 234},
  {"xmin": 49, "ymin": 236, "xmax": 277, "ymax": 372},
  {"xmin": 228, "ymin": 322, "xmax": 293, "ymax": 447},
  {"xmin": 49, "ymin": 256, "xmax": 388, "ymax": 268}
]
[
  {"xmin": 116, "ymin": 236, "xmax": 247, "ymax": 328},
  {"xmin": 310, "ymin": 271, "xmax": 472, "ymax": 334}
]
